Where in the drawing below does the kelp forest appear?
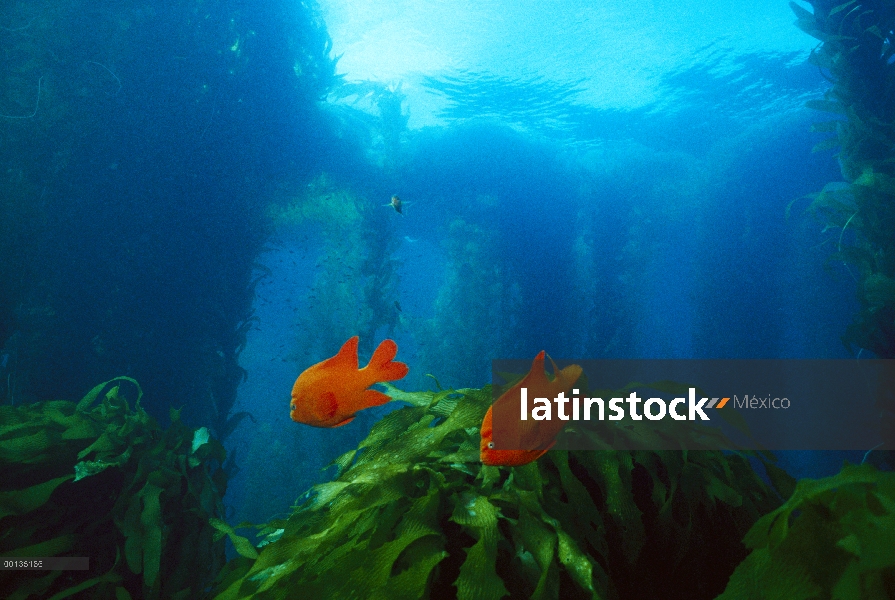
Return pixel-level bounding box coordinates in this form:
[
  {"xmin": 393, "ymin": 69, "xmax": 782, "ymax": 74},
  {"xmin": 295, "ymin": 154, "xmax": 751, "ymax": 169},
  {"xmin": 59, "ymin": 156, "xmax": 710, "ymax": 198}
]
[{"xmin": 0, "ymin": 1, "xmax": 894, "ymax": 599}]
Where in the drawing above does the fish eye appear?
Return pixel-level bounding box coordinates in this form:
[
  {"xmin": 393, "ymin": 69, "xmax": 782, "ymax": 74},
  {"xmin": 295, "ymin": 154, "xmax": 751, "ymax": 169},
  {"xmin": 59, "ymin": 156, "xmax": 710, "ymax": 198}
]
[{"xmin": 487, "ymin": 442, "xmax": 494, "ymax": 449}]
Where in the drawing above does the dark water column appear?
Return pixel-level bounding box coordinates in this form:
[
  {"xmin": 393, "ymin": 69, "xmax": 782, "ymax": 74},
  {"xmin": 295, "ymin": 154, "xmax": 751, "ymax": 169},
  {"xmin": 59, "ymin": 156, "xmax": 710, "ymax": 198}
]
[{"xmin": 0, "ymin": 0, "xmax": 336, "ymax": 436}]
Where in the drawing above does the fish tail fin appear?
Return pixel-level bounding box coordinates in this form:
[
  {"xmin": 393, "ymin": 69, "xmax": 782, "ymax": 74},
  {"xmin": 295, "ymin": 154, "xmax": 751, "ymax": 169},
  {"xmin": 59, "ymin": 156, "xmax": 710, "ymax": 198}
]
[{"xmin": 367, "ymin": 339, "xmax": 409, "ymax": 382}]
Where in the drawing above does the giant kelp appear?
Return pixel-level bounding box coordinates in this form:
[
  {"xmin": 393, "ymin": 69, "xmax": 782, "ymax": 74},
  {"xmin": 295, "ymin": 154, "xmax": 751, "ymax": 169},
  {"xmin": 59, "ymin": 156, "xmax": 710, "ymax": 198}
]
[
  {"xmin": 0, "ymin": 0, "xmax": 336, "ymax": 441},
  {"xmin": 211, "ymin": 384, "xmax": 779, "ymax": 599},
  {"xmin": 718, "ymin": 463, "xmax": 895, "ymax": 599},
  {"xmin": 269, "ymin": 174, "xmax": 401, "ymax": 362},
  {"xmin": 791, "ymin": 0, "xmax": 895, "ymax": 359},
  {"xmin": 0, "ymin": 378, "xmax": 227, "ymax": 599},
  {"xmin": 414, "ymin": 218, "xmax": 522, "ymax": 387},
  {"xmin": 790, "ymin": 0, "xmax": 895, "ymax": 467}
]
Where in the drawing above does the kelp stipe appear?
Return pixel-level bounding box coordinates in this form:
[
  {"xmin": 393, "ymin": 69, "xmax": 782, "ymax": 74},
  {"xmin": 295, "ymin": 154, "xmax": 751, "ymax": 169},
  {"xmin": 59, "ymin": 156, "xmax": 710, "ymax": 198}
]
[
  {"xmin": 791, "ymin": 0, "xmax": 895, "ymax": 361},
  {"xmin": 268, "ymin": 174, "xmax": 401, "ymax": 363},
  {"xmin": 789, "ymin": 1, "xmax": 895, "ymax": 469},
  {"xmin": 415, "ymin": 218, "xmax": 521, "ymax": 388}
]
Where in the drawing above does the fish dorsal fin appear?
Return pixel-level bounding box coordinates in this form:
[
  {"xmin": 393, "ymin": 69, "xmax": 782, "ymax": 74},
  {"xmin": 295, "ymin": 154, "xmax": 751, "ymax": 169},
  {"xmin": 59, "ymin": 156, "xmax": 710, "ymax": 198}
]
[
  {"xmin": 327, "ymin": 336, "xmax": 359, "ymax": 371},
  {"xmin": 518, "ymin": 351, "xmax": 550, "ymax": 398},
  {"xmin": 525, "ymin": 351, "xmax": 547, "ymax": 386},
  {"xmin": 547, "ymin": 354, "xmax": 561, "ymax": 380},
  {"xmin": 523, "ymin": 351, "xmax": 581, "ymax": 449}
]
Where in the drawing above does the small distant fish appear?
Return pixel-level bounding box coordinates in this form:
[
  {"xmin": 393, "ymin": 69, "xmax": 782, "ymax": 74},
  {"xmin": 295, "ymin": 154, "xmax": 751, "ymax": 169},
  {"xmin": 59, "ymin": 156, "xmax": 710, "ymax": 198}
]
[
  {"xmin": 394, "ymin": 300, "xmax": 402, "ymax": 312},
  {"xmin": 480, "ymin": 351, "xmax": 582, "ymax": 467},
  {"xmin": 290, "ymin": 336, "xmax": 409, "ymax": 428},
  {"xmin": 384, "ymin": 194, "xmax": 411, "ymax": 215},
  {"xmin": 403, "ymin": 236, "xmax": 418, "ymax": 243}
]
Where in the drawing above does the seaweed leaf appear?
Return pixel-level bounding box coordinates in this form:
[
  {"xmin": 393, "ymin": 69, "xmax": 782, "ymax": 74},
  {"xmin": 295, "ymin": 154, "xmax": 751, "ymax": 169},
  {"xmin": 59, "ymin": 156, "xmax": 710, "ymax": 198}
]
[
  {"xmin": 720, "ymin": 464, "xmax": 895, "ymax": 600},
  {"xmin": 0, "ymin": 475, "xmax": 74, "ymax": 520},
  {"xmin": 829, "ymin": 0, "xmax": 858, "ymax": 16},
  {"xmin": 212, "ymin": 384, "xmax": 778, "ymax": 599},
  {"xmin": 805, "ymin": 99, "xmax": 847, "ymax": 114},
  {"xmin": 210, "ymin": 518, "xmax": 260, "ymax": 560}
]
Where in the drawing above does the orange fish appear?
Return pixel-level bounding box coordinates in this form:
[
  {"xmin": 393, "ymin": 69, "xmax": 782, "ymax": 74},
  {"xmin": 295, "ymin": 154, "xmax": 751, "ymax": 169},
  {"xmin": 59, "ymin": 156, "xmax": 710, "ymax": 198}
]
[
  {"xmin": 290, "ymin": 336, "xmax": 409, "ymax": 428},
  {"xmin": 480, "ymin": 351, "xmax": 582, "ymax": 467}
]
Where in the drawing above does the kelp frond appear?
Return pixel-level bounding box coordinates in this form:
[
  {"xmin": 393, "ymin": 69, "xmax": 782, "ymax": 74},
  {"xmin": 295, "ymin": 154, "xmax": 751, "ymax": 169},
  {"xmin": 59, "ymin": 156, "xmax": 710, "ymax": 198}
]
[
  {"xmin": 718, "ymin": 463, "xmax": 895, "ymax": 599},
  {"xmin": 0, "ymin": 377, "xmax": 227, "ymax": 600},
  {"xmin": 212, "ymin": 384, "xmax": 778, "ymax": 600}
]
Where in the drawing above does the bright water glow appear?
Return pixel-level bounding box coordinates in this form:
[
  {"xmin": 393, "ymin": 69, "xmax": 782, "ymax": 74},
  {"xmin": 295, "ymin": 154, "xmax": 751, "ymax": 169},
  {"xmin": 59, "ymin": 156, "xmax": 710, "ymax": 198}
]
[{"xmin": 318, "ymin": 0, "xmax": 818, "ymax": 127}]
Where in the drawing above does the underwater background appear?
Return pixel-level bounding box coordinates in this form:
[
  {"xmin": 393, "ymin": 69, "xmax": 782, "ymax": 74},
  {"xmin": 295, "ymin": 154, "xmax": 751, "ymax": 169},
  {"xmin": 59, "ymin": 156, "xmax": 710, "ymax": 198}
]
[{"xmin": 1, "ymin": 0, "xmax": 894, "ymax": 598}]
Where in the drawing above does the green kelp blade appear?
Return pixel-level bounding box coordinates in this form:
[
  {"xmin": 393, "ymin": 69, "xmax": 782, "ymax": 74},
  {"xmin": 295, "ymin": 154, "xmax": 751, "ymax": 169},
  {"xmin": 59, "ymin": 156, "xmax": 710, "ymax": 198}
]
[
  {"xmin": 789, "ymin": 1, "xmax": 814, "ymax": 22},
  {"xmin": 705, "ymin": 477, "xmax": 744, "ymax": 507},
  {"xmin": 805, "ymin": 99, "xmax": 847, "ymax": 114},
  {"xmin": 3, "ymin": 378, "xmax": 225, "ymax": 599},
  {"xmin": 6, "ymin": 534, "xmax": 76, "ymax": 558},
  {"xmin": 714, "ymin": 402, "xmax": 753, "ymax": 441},
  {"xmin": 326, "ymin": 448, "xmax": 358, "ymax": 476},
  {"xmin": 209, "ymin": 518, "xmax": 260, "ymax": 560},
  {"xmin": 829, "ymin": 0, "xmax": 859, "ymax": 16},
  {"xmin": 577, "ymin": 452, "xmax": 643, "ymax": 564},
  {"xmin": 0, "ymin": 428, "xmax": 54, "ymax": 463},
  {"xmin": 516, "ymin": 505, "xmax": 558, "ymax": 599},
  {"xmin": 380, "ymin": 382, "xmax": 437, "ymax": 407},
  {"xmin": 380, "ymin": 535, "xmax": 447, "ymax": 600},
  {"xmin": 549, "ymin": 452, "xmax": 608, "ymax": 559},
  {"xmin": 6, "ymin": 571, "xmax": 62, "ymax": 600},
  {"xmin": 358, "ymin": 404, "xmax": 426, "ymax": 452},
  {"xmin": 812, "ymin": 137, "xmax": 841, "ymax": 153},
  {"xmin": 138, "ymin": 482, "xmax": 164, "ymax": 588},
  {"xmin": 76, "ymin": 377, "xmax": 143, "ymax": 411},
  {"xmin": 0, "ymin": 475, "xmax": 73, "ymax": 520},
  {"xmin": 762, "ymin": 459, "xmax": 798, "ymax": 500},
  {"xmin": 437, "ymin": 433, "xmax": 480, "ymax": 467},
  {"xmin": 556, "ymin": 528, "xmax": 600, "ymax": 599},
  {"xmin": 45, "ymin": 567, "xmax": 122, "ymax": 600},
  {"xmin": 74, "ymin": 448, "xmax": 132, "ymax": 481},
  {"xmin": 716, "ymin": 547, "xmax": 822, "ymax": 600},
  {"xmin": 855, "ymin": 169, "xmax": 895, "ymax": 195},
  {"xmin": 451, "ymin": 494, "xmax": 509, "ymax": 600},
  {"xmin": 381, "ymin": 382, "xmax": 477, "ymax": 415},
  {"xmin": 720, "ymin": 464, "xmax": 895, "ymax": 600},
  {"xmin": 340, "ymin": 513, "xmax": 441, "ymax": 592},
  {"xmin": 810, "ymin": 120, "xmax": 841, "ymax": 133},
  {"xmin": 744, "ymin": 463, "xmax": 885, "ymax": 550}
]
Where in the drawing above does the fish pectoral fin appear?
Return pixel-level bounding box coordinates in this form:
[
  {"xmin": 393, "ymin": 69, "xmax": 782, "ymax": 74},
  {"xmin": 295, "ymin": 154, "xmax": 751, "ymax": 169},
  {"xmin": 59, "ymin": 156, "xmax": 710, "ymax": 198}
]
[
  {"xmin": 539, "ymin": 439, "xmax": 557, "ymax": 453},
  {"xmin": 320, "ymin": 391, "xmax": 339, "ymax": 419},
  {"xmin": 525, "ymin": 445, "xmax": 554, "ymax": 464},
  {"xmin": 362, "ymin": 388, "xmax": 392, "ymax": 409},
  {"xmin": 331, "ymin": 415, "xmax": 355, "ymax": 427}
]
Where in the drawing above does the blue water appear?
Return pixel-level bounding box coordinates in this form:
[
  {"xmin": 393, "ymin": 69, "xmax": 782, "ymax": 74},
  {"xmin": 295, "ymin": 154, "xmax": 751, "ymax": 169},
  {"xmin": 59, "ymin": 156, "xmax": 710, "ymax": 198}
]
[
  {"xmin": 0, "ymin": 0, "xmax": 873, "ymax": 528},
  {"xmin": 220, "ymin": 2, "xmax": 864, "ymax": 522}
]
